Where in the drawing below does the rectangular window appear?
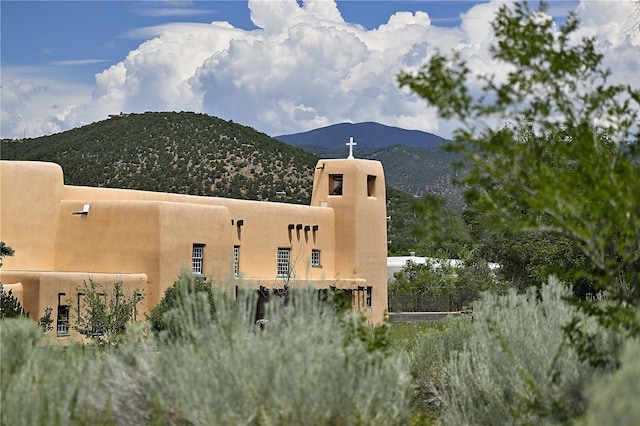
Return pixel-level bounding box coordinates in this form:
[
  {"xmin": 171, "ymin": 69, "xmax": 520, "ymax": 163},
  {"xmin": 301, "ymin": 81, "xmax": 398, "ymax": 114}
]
[
  {"xmin": 234, "ymin": 246, "xmax": 240, "ymax": 276},
  {"xmin": 366, "ymin": 286, "xmax": 373, "ymax": 308},
  {"xmin": 277, "ymin": 248, "xmax": 290, "ymax": 277},
  {"xmin": 192, "ymin": 244, "xmax": 204, "ymax": 275},
  {"xmin": 329, "ymin": 174, "xmax": 343, "ymax": 195},
  {"xmin": 311, "ymin": 249, "xmax": 321, "ymax": 267},
  {"xmin": 367, "ymin": 175, "xmax": 376, "ymax": 197},
  {"xmin": 77, "ymin": 292, "xmax": 85, "ymax": 324},
  {"xmin": 134, "ymin": 292, "xmax": 143, "ymax": 321},
  {"xmin": 56, "ymin": 304, "xmax": 70, "ymax": 337}
]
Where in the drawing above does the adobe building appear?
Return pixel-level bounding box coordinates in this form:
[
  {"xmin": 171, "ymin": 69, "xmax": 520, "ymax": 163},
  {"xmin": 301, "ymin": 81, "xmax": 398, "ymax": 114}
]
[{"xmin": 0, "ymin": 150, "xmax": 388, "ymax": 337}]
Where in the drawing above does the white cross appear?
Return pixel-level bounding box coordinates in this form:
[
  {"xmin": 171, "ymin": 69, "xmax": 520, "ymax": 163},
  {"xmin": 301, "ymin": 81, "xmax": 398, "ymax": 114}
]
[{"xmin": 346, "ymin": 137, "xmax": 357, "ymax": 159}]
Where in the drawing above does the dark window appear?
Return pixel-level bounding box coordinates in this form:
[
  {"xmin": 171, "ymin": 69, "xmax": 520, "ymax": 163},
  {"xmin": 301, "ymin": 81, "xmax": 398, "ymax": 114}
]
[
  {"xmin": 56, "ymin": 299, "xmax": 70, "ymax": 337},
  {"xmin": 329, "ymin": 174, "xmax": 343, "ymax": 195},
  {"xmin": 366, "ymin": 286, "xmax": 373, "ymax": 308},
  {"xmin": 234, "ymin": 246, "xmax": 240, "ymax": 276},
  {"xmin": 311, "ymin": 249, "xmax": 321, "ymax": 267},
  {"xmin": 367, "ymin": 175, "xmax": 376, "ymax": 197}
]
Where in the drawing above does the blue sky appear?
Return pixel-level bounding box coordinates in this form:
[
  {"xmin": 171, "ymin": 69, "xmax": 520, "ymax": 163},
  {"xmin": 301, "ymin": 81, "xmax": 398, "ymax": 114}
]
[
  {"xmin": 1, "ymin": 1, "xmax": 637, "ymax": 139},
  {"xmin": 2, "ymin": 1, "xmax": 479, "ymax": 81}
]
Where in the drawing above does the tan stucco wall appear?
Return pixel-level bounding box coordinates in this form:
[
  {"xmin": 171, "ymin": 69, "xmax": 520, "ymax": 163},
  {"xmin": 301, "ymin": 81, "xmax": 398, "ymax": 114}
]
[
  {"xmin": 62, "ymin": 184, "xmax": 338, "ymax": 287},
  {"xmin": 0, "ymin": 271, "xmax": 148, "ymax": 322},
  {"xmin": 1, "ymin": 159, "xmax": 389, "ymax": 325},
  {"xmin": 0, "ymin": 161, "xmax": 63, "ymax": 271}
]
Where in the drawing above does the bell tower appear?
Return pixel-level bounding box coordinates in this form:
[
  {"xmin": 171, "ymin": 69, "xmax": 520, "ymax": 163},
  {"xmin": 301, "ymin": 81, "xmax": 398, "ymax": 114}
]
[{"xmin": 310, "ymin": 144, "xmax": 388, "ymax": 322}]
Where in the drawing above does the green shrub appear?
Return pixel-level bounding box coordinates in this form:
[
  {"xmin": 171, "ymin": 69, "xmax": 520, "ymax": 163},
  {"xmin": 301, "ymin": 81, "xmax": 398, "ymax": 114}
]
[
  {"xmin": 147, "ymin": 272, "xmax": 216, "ymax": 341},
  {"xmin": 441, "ymin": 278, "xmax": 620, "ymax": 425},
  {"xmin": 584, "ymin": 337, "xmax": 640, "ymax": 426},
  {"xmin": 1, "ymin": 284, "xmax": 412, "ymax": 425},
  {"xmin": 1, "ymin": 319, "xmax": 108, "ymax": 426},
  {"xmin": 149, "ymin": 287, "xmax": 411, "ymax": 425},
  {"xmin": 389, "ymin": 258, "xmax": 509, "ymax": 312},
  {"xmin": 74, "ymin": 280, "xmax": 144, "ymax": 347},
  {"xmin": 389, "ymin": 317, "xmax": 473, "ymax": 422},
  {"xmin": 1, "ymin": 318, "xmax": 42, "ymax": 395}
]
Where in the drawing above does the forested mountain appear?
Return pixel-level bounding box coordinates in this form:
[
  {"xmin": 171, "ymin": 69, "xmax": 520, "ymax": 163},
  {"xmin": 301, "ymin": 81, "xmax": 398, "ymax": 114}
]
[{"xmin": 1, "ymin": 112, "xmax": 317, "ymax": 204}]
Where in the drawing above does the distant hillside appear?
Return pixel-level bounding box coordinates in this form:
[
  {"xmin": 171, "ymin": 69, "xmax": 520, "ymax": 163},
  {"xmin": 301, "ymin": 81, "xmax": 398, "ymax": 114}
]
[
  {"xmin": 275, "ymin": 122, "xmax": 445, "ymax": 150},
  {"xmin": 1, "ymin": 112, "xmax": 318, "ymax": 204},
  {"xmin": 369, "ymin": 145, "xmax": 465, "ymax": 205}
]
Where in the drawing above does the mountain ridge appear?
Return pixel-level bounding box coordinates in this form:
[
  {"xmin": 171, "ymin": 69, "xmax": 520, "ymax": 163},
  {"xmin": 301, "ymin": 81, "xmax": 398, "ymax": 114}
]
[{"xmin": 275, "ymin": 122, "xmax": 445, "ymax": 150}]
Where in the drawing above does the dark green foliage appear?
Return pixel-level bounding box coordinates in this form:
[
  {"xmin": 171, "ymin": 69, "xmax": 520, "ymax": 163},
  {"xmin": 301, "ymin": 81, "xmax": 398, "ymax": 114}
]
[
  {"xmin": 0, "ymin": 283, "xmax": 27, "ymax": 319},
  {"xmin": 329, "ymin": 288, "xmax": 353, "ymax": 314},
  {"xmin": 38, "ymin": 306, "xmax": 54, "ymax": 333},
  {"xmin": 387, "ymin": 188, "xmax": 471, "ymax": 257},
  {"xmin": 398, "ymin": 1, "xmax": 640, "ymax": 360},
  {"xmin": 464, "ymin": 208, "xmax": 593, "ymax": 292},
  {"xmin": 0, "ymin": 241, "xmax": 15, "ymax": 266},
  {"xmin": 147, "ymin": 273, "xmax": 216, "ymax": 340},
  {"xmin": 338, "ymin": 313, "xmax": 392, "ymax": 356}
]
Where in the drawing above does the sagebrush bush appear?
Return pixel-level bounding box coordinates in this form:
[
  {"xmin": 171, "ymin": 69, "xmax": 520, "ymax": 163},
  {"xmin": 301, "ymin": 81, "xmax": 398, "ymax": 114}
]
[
  {"xmin": 583, "ymin": 337, "xmax": 640, "ymax": 426},
  {"xmin": 1, "ymin": 276, "xmax": 412, "ymax": 425},
  {"xmin": 149, "ymin": 282, "xmax": 411, "ymax": 425},
  {"xmin": 440, "ymin": 277, "xmax": 620, "ymax": 425},
  {"xmin": 404, "ymin": 316, "xmax": 473, "ymax": 419},
  {"xmin": 0, "ymin": 319, "xmax": 108, "ymax": 426}
]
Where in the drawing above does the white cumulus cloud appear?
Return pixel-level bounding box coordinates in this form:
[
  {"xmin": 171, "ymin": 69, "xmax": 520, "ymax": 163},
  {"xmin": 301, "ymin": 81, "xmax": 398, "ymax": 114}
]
[{"xmin": 1, "ymin": 0, "xmax": 638, "ymax": 140}]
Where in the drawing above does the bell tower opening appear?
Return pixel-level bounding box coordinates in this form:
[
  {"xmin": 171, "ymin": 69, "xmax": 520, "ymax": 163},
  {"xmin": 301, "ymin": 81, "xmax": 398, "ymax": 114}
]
[
  {"xmin": 367, "ymin": 175, "xmax": 377, "ymax": 197},
  {"xmin": 329, "ymin": 174, "xmax": 343, "ymax": 195}
]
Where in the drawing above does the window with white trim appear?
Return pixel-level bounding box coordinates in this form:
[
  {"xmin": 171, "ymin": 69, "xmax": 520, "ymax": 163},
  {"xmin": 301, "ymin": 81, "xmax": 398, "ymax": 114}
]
[
  {"xmin": 234, "ymin": 246, "xmax": 240, "ymax": 276},
  {"xmin": 192, "ymin": 244, "xmax": 204, "ymax": 275},
  {"xmin": 311, "ymin": 249, "xmax": 321, "ymax": 267},
  {"xmin": 277, "ymin": 248, "xmax": 290, "ymax": 277}
]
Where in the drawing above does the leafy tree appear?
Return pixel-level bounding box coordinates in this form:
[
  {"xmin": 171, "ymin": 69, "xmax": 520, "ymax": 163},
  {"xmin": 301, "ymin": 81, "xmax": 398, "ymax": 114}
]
[
  {"xmin": 464, "ymin": 208, "xmax": 593, "ymax": 293},
  {"xmin": 398, "ymin": 1, "xmax": 640, "ymax": 349},
  {"xmin": 74, "ymin": 280, "xmax": 143, "ymax": 347},
  {"xmin": 147, "ymin": 273, "xmax": 216, "ymax": 340},
  {"xmin": 389, "ymin": 257, "xmax": 506, "ymax": 312}
]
